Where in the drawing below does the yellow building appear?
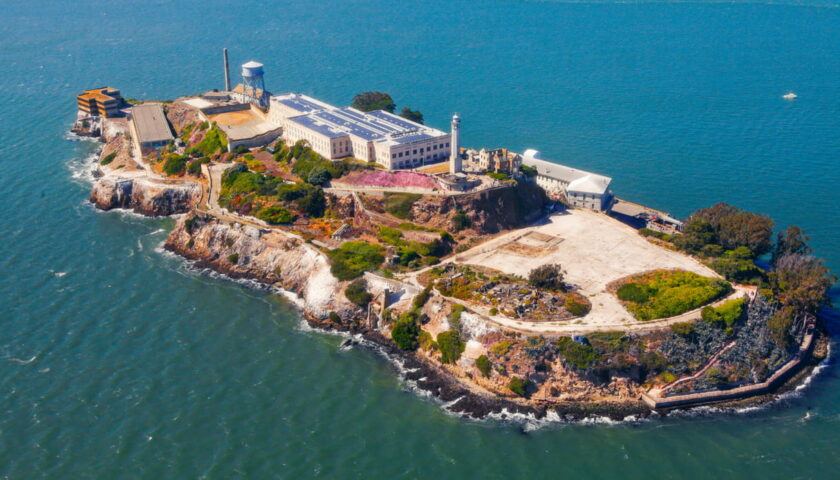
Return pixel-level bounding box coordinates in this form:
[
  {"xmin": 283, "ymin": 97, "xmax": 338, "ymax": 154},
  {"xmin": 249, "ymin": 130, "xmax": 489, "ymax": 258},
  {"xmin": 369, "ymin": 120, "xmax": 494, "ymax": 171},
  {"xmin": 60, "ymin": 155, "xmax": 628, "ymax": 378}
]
[{"xmin": 76, "ymin": 87, "xmax": 123, "ymax": 117}]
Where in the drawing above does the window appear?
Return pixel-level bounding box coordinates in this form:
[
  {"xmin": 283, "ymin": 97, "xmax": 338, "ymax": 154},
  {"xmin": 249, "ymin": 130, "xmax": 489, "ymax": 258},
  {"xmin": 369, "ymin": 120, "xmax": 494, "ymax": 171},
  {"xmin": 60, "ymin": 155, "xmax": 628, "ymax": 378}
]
[
  {"xmin": 392, "ymin": 153, "xmax": 396, "ymax": 158},
  {"xmin": 445, "ymin": 143, "xmax": 449, "ymax": 147},
  {"xmin": 413, "ymin": 149, "xmax": 417, "ymax": 154}
]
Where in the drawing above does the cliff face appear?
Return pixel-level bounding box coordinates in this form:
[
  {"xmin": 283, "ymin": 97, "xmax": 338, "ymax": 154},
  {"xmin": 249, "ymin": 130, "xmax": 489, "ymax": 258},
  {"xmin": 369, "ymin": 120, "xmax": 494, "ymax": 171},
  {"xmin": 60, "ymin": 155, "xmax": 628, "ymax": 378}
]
[
  {"xmin": 165, "ymin": 214, "xmax": 359, "ymax": 319},
  {"xmin": 411, "ymin": 181, "xmax": 548, "ymax": 234},
  {"xmin": 90, "ymin": 173, "xmax": 201, "ymax": 217}
]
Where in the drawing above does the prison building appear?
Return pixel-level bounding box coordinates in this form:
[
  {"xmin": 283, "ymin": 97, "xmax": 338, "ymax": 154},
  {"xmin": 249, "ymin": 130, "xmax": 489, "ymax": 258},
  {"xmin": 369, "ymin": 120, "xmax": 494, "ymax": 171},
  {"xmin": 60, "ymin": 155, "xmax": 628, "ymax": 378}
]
[
  {"xmin": 76, "ymin": 87, "xmax": 124, "ymax": 118},
  {"xmin": 129, "ymin": 104, "xmax": 174, "ymax": 152},
  {"xmin": 522, "ymin": 149, "xmax": 614, "ymax": 211},
  {"xmin": 267, "ymin": 93, "xmax": 451, "ymax": 170}
]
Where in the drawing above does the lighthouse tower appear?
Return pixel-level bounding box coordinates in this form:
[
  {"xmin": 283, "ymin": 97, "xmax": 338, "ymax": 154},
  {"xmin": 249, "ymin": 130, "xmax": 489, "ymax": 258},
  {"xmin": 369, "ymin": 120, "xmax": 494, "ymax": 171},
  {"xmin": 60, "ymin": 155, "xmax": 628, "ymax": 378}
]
[{"xmin": 449, "ymin": 113, "xmax": 461, "ymax": 174}]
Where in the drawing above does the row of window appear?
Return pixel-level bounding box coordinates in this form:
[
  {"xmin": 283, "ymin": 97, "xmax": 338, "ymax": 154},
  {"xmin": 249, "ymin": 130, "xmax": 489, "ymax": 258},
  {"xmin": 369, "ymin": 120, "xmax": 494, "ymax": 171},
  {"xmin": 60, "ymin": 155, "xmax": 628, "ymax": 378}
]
[{"xmin": 391, "ymin": 142, "xmax": 450, "ymax": 159}]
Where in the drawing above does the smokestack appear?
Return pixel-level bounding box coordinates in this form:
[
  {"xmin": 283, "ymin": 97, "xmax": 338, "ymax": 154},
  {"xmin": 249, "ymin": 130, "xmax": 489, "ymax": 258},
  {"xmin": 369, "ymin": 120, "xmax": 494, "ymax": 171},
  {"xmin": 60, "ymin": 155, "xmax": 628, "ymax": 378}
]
[{"xmin": 223, "ymin": 48, "xmax": 231, "ymax": 91}]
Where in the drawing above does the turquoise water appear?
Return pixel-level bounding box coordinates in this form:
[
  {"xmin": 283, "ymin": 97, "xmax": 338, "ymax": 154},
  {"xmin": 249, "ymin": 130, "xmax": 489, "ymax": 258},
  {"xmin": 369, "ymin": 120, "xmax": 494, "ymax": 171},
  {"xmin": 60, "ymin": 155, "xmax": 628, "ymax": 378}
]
[{"xmin": 2, "ymin": 0, "xmax": 840, "ymax": 477}]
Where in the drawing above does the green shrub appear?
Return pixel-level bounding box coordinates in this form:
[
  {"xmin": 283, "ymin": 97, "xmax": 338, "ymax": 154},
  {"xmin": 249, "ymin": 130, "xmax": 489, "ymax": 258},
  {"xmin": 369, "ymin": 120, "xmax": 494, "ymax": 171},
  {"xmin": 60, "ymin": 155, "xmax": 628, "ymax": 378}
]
[
  {"xmin": 162, "ymin": 154, "xmax": 188, "ymax": 176},
  {"xmin": 378, "ymin": 226, "xmax": 404, "ymax": 246},
  {"xmin": 344, "ymin": 278, "xmax": 373, "ymax": 306},
  {"xmin": 507, "ymin": 377, "xmax": 531, "ymax": 397},
  {"xmin": 475, "ymin": 355, "xmax": 492, "ymax": 378},
  {"xmin": 256, "ymin": 205, "xmax": 294, "ymax": 224},
  {"xmin": 564, "ymin": 297, "xmax": 590, "ymax": 316},
  {"xmin": 418, "ymin": 331, "xmax": 436, "ymax": 351},
  {"xmin": 701, "ymin": 297, "xmax": 746, "ymax": 331},
  {"xmin": 528, "ymin": 264, "xmax": 565, "ymax": 291},
  {"xmin": 351, "ymin": 91, "xmax": 396, "ymax": 113},
  {"xmin": 100, "ymin": 152, "xmax": 117, "ymax": 165},
  {"xmin": 412, "ymin": 286, "xmax": 432, "ymax": 312},
  {"xmin": 452, "ymin": 210, "xmax": 470, "ymax": 232},
  {"xmin": 448, "ymin": 303, "xmax": 466, "ymax": 327},
  {"xmin": 187, "ymin": 157, "xmax": 209, "ymax": 176},
  {"xmin": 391, "ymin": 314, "xmax": 420, "ymax": 350},
  {"xmin": 328, "ymin": 311, "xmax": 341, "ymax": 323},
  {"xmin": 436, "ymin": 330, "xmax": 465, "ymax": 364},
  {"xmin": 383, "ymin": 193, "xmax": 421, "ymax": 219},
  {"xmin": 189, "ymin": 124, "xmax": 227, "ymax": 157},
  {"xmin": 328, "ymin": 241, "xmax": 385, "ymax": 280},
  {"xmin": 490, "ymin": 340, "xmax": 515, "ymax": 356},
  {"xmin": 487, "ymin": 172, "xmax": 509, "ymax": 181},
  {"xmin": 768, "ymin": 306, "xmax": 796, "ymax": 348},
  {"xmin": 670, "ymin": 321, "xmax": 696, "ymax": 336},
  {"xmin": 227, "ymin": 253, "xmax": 239, "ymax": 264},
  {"xmin": 617, "ymin": 283, "xmax": 650, "ymax": 303},
  {"xmin": 231, "ymin": 144, "xmax": 250, "ymax": 155},
  {"xmin": 489, "ymin": 307, "xmax": 498, "ymax": 316},
  {"xmin": 556, "ymin": 337, "xmax": 599, "ymax": 370}
]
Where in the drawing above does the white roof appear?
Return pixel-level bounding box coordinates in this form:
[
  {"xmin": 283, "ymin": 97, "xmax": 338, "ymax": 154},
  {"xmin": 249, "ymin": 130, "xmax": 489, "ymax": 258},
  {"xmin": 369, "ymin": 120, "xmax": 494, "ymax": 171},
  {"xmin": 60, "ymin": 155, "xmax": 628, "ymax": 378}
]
[
  {"xmin": 242, "ymin": 61, "xmax": 263, "ymax": 68},
  {"xmin": 522, "ymin": 149, "xmax": 612, "ymax": 195}
]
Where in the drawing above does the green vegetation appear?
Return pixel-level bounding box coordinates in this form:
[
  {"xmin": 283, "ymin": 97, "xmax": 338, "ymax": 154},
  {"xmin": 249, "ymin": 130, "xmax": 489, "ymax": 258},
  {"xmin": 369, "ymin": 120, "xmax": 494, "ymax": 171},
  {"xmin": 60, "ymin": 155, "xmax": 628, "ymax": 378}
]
[
  {"xmin": 490, "ymin": 340, "xmax": 515, "ymax": 356},
  {"xmin": 100, "ymin": 152, "xmax": 116, "ymax": 165},
  {"xmin": 219, "ymin": 164, "xmax": 326, "ymax": 219},
  {"xmin": 639, "ymin": 228, "xmax": 672, "ymax": 241},
  {"xmin": 475, "ymin": 355, "xmax": 492, "ymax": 378},
  {"xmin": 448, "ymin": 304, "xmax": 466, "ymax": 329},
  {"xmin": 701, "ymin": 297, "xmax": 747, "ymax": 331},
  {"xmin": 412, "ymin": 286, "xmax": 432, "ymax": 312},
  {"xmin": 556, "ymin": 337, "xmax": 599, "ymax": 370},
  {"xmin": 227, "ymin": 253, "xmax": 239, "ymax": 264},
  {"xmin": 528, "ymin": 264, "xmax": 566, "ymax": 291},
  {"xmin": 376, "ymin": 226, "xmax": 451, "ymax": 269},
  {"xmin": 162, "ymin": 154, "xmax": 188, "ymax": 176},
  {"xmin": 256, "ymin": 205, "xmax": 294, "ymax": 224},
  {"xmin": 383, "ymin": 193, "xmax": 421, "ymax": 219},
  {"xmin": 768, "ymin": 306, "xmax": 796, "ymax": 348},
  {"xmin": 616, "ymin": 270, "xmax": 732, "ymax": 321},
  {"xmin": 675, "ymin": 203, "xmax": 774, "ymax": 256},
  {"xmin": 231, "ymin": 144, "xmax": 250, "ymax": 155},
  {"xmin": 187, "ymin": 157, "xmax": 210, "ymax": 176},
  {"xmin": 391, "ymin": 313, "xmax": 421, "ymax": 350},
  {"xmin": 487, "ymin": 172, "xmax": 509, "ymax": 181},
  {"xmin": 418, "ymin": 331, "xmax": 436, "ymax": 351},
  {"xmin": 351, "ymin": 91, "xmax": 396, "ymax": 113},
  {"xmin": 709, "ymin": 246, "xmax": 764, "ymax": 284},
  {"xmin": 452, "ymin": 210, "xmax": 470, "ymax": 232},
  {"xmin": 564, "ymin": 297, "xmax": 590, "ymax": 316},
  {"xmin": 670, "ymin": 321, "xmax": 696, "ymax": 336},
  {"xmin": 327, "ymin": 241, "xmax": 385, "ymax": 280},
  {"xmin": 399, "ymin": 107, "xmax": 424, "ymax": 124},
  {"xmin": 344, "ymin": 278, "xmax": 373, "ymax": 307},
  {"xmin": 436, "ymin": 330, "xmax": 465, "ymax": 364},
  {"xmin": 507, "ymin": 377, "xmax": 531, "ymax": 397},
  {"xmin": 187, "ymin": 124, "xmax": 227, "ymax": 157},
  {"xmin": 519, "ymin": 165, "xmax": 537, "ymax": 177},
  {"xmin": 771, "ymin": 254, "xmax": 835, "ymax": 314}
]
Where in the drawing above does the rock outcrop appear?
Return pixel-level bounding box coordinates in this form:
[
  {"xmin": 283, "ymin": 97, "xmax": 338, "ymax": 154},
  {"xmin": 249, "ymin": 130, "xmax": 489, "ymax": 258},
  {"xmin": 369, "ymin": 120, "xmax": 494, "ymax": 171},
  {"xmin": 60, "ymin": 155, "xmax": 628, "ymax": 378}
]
[
  {"xmin": 411, "ymin": 181, "xmax": 548, "ymax": 234},
  {"xmin": 90, "ymin": 173, "xmax": 201, "ymax": 217},
  {"xmin": 165, "ymin": 214, "xmax": 359, "ymax": 319}
]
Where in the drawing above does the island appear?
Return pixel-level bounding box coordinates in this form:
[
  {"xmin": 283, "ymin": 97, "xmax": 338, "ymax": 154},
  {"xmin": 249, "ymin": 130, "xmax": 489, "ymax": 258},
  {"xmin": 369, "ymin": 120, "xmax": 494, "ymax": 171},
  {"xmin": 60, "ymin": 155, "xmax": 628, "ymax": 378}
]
[{"xmin": 71, "ymin": 58, "xmax": 834, "ymax": 421}]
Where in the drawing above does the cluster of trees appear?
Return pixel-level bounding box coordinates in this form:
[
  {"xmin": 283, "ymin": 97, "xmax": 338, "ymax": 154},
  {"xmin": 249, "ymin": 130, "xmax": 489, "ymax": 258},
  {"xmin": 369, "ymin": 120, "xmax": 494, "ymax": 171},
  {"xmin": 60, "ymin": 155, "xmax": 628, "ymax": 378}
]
[
  {"xmin": 344, "ymin": 278, "xmax": 373, "ymax": 307},
  {"xmin": 272, "ymin": 139, "xmax": 358, "ymax": 186},
  {"xmin": 350, "ymin": 91, "xmax": 425, "ymax": 124},
  {"xmin": 186, "ymin": 124, "xmax": 226, "ymax": 157}
]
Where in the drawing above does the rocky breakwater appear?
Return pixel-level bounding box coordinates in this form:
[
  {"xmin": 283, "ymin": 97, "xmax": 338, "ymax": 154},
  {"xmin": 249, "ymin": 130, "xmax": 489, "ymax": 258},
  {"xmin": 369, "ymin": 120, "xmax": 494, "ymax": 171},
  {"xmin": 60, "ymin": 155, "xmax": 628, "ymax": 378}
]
[{"xmin": 90, "ymin": 171, "xmax": 201, "ymax": 217}]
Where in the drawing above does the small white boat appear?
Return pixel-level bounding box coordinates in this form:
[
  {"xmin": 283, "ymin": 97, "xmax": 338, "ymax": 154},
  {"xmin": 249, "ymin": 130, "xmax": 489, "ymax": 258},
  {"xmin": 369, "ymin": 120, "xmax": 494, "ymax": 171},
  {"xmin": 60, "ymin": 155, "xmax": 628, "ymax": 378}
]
[{"xmin": 783, "ymin": 92, "xmax": 798, "ymax": 100}]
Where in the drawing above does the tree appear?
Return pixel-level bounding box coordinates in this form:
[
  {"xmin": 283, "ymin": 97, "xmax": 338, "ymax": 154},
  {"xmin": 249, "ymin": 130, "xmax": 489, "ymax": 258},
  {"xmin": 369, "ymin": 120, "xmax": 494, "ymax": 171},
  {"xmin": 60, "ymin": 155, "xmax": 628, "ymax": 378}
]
[
  {"xmin": 475, "ymin": 355, "xmax": 492, "ymax": 378},
  {"xmin": 391, "ymin": 314, "xmax": 420, "ymax": 350},
  {"xmin": 399, "ymin": 107, "xmax": 424, "ymax": 124},
  {"xmin": 306, "ymin": 166, "xmax": 331, "ymax": 186},
  {"xmin": 691, "ymin": 203, "xmax": 774, "ymax": 255},
  {"xmin": 351, "ymin": 92, "xmax": 396, "ymax": 113},
  {"xmin": 436, "ymin": 330, "xmax": 465, "ymax": 364},
  {"xmin": 673, "ymin": 217, "xmax": 716, "ymax": 253},
  {"xmin": 452, "ymin": 210, "xmax": 470, "ymax": 232},
  {"xmin": 507, "ymin": 376, "xmax": 532, "ymax": 397},
  {"xmin": 344, "ymin": 278, "xmax": 373, "ymax": 306},
  {"xmin": 772, "ymin": 226, "xmax": 812, "ymax": 267},
  {"xmin": 528, "ymin": 264, "xmax": 566, "ymax": 291},
  {"xmin": 771, "ymin": 254, "xmax": 834, "ymax": 313}
]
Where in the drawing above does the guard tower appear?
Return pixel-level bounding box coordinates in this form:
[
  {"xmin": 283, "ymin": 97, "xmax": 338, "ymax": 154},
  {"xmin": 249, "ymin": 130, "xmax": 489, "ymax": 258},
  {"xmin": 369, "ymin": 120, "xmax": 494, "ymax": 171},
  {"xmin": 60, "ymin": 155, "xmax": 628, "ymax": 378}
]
[
  {"xmin": 449, "ymin": 113, "xmax": 462, "ymax": 174},
  {"xmin": 240, "ymin": 61, "xmax": 268, "ymax": 108}
]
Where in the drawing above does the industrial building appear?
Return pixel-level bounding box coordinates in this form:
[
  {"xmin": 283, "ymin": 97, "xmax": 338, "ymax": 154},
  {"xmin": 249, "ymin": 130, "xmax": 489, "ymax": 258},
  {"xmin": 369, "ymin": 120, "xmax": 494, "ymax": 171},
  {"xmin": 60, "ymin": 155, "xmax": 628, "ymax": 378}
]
[
  {"xmin": 77, "ymin": 87, "xmax": 124, "ymax": 118},
  {"xmin": 522, "ymin": 150, "xmax": 614, "ymax": 211},
  {"xmin": 267, "ymin": 93, "xmax": 451, "ymax": 170},
  {"xmin": 129, "ymin": 104, "xmax": 174, "ymax": 152}
]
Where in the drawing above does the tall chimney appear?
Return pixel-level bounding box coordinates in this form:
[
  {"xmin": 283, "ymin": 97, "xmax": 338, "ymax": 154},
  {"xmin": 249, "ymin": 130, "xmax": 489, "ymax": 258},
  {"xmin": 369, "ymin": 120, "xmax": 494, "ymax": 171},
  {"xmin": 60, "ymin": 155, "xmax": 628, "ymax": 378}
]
[
  {"xmin": 449, "ymin": 113, "xmax": 462, "ymax": 174},
  {"xmin": 223, "ymin": 48, "xmax": 231, "ymax": 91}
]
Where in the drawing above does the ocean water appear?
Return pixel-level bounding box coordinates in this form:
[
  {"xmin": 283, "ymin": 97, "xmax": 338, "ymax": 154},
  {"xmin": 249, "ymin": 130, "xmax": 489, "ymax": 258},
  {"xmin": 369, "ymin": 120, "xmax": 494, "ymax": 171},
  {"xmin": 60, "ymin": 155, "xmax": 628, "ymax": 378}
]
[{"xmin": 1, "ymin": 0, "xmax": 839, "ymax": 478}]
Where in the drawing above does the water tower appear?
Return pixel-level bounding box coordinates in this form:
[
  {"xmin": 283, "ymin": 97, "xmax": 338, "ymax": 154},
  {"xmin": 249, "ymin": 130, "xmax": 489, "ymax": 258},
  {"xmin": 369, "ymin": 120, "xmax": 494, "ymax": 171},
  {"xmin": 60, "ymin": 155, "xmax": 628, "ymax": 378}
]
[{"xmin": 241, "ymin": 61, "xmax": 268, "ymax": 107}]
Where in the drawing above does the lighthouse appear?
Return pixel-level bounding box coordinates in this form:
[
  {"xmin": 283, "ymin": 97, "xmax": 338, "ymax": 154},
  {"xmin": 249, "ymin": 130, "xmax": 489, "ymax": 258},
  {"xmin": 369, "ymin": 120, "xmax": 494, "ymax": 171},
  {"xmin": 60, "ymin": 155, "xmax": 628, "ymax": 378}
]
[{"xmin": 449, "ymin": 113, "xmax": 461, "ymax": 174}]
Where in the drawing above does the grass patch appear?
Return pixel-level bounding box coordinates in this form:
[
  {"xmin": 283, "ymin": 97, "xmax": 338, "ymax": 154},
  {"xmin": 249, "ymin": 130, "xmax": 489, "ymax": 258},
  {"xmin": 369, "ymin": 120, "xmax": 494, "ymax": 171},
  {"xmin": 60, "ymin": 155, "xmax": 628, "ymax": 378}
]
[
  {"xmin": 383, "ymin": 193, "xmax": 421, "ymax": 219},
  {"xmin": 327, "ymin": 241, "xmax": 385, "ymax": 280},
  {"xmin": 616, "ymin": 270, "xmax": 732, "ymax": 321},
  {"xmin": 100, "ymin": 152, "xmax": 116, "ymax": 165},
  {"xmin": 556, "ymin": 337, "xmax": 599, "ymax": 370}
]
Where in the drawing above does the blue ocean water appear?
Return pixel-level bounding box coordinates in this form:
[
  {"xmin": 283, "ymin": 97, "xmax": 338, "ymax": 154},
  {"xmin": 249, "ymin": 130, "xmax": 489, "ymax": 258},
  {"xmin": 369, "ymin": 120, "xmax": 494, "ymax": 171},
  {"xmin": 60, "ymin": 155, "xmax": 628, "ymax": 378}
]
[{"xmin": 1, "ymin": 0, "xmax": 839, "ymax": 477}]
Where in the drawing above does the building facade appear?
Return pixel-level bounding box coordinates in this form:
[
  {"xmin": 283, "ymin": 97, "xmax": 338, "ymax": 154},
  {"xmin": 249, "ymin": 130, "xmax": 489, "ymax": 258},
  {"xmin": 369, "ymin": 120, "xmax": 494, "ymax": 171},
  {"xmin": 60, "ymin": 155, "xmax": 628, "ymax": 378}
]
[
  {"xmin": 77, "ymin": 87, "xmax": 124, "ymax": 118},
  {"xmin": 268, "ymin": 93, "xmax": 451, "ymax": 170},
  {"xmin": 521, "ymin": 149, "xmax": 614, "ymax": 211},
  {"xmin": 129, "ymin": 104, "xmax": 174, "ymax": 152}
]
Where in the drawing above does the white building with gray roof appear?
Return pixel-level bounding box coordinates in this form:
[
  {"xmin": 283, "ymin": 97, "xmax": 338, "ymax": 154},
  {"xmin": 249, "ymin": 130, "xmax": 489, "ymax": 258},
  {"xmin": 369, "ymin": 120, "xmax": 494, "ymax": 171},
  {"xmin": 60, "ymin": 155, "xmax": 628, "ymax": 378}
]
[
  {"xmin": 129, "ymin": 103, "xmax": 174, "ymax": 152},
  {"xmin": 267, "ymin": 93, "xmax": 451, "ymax": 170},
  {"xmin": 522, "ymin": 149, "xmax": 614, "ymax": 211}
]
